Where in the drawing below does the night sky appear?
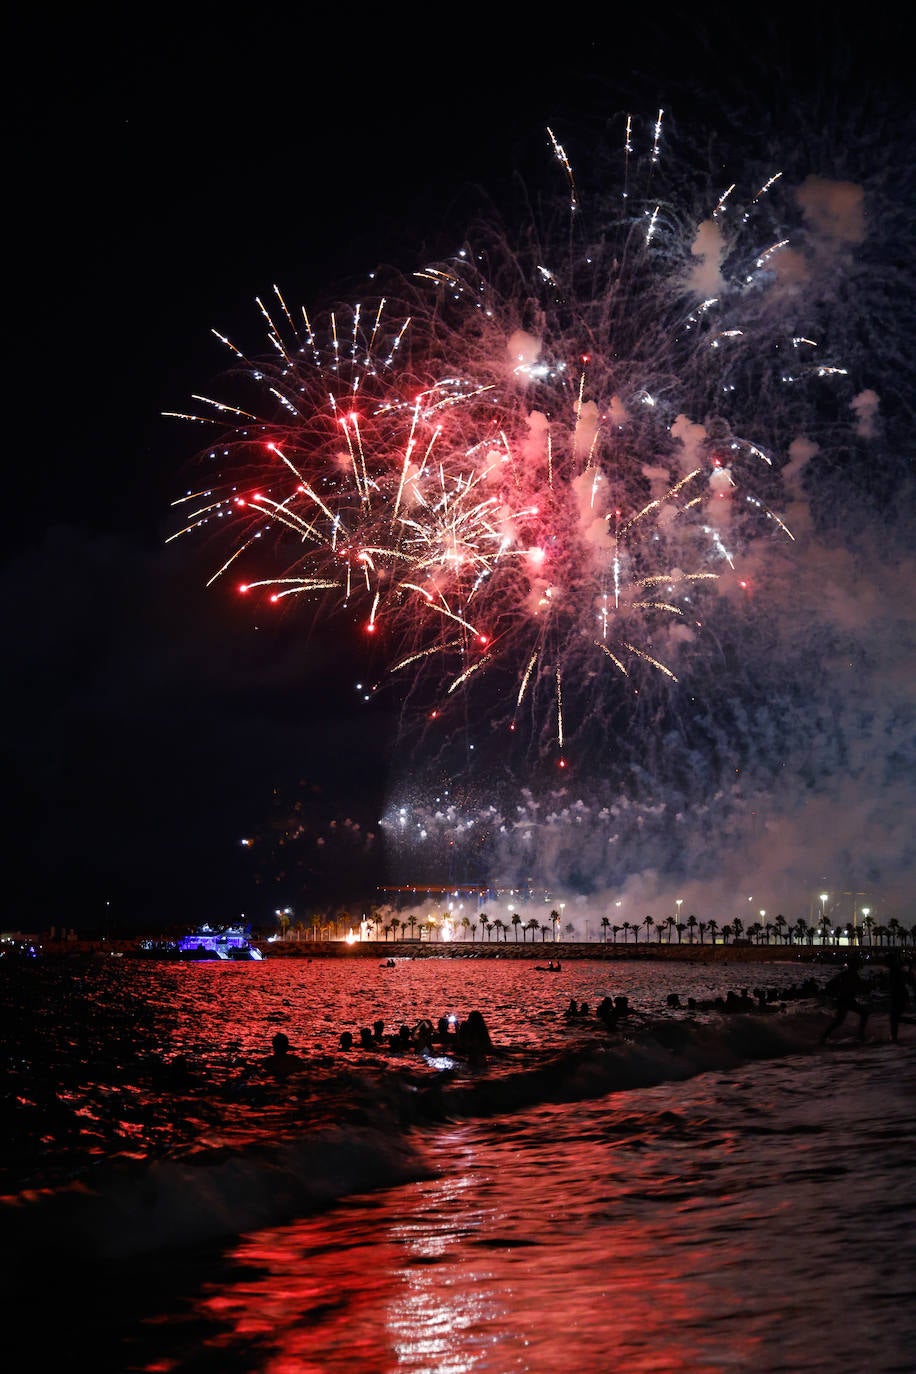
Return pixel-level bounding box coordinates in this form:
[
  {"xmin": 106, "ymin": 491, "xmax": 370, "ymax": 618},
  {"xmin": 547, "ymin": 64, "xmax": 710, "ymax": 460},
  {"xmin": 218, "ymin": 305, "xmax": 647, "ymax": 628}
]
[{"xmin": 5, "ymin": 16, "xmax": 913, "ymax": 935}]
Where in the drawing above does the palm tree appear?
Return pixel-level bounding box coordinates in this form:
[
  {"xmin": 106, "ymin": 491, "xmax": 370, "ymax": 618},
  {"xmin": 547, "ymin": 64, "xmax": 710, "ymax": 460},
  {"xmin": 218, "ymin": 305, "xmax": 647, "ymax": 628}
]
[
  {"xmin": 461, "ymin": 916, "xmax": 471, "ymax": 941},
  {"xmin": 687, "ymin": 913, "xmax": 698, "ymax": 944},
  {"xmin": 493, "ymin": 917, "xmax": 506, "ymax": 942},
  {"xmin": 511, "ymin": 912, "xmax": 522, "ymax": 942},
  {"xmin": 526, "ymin": 918, "xmax": 539, "ymax": 942},
  {"xmin": 818, "ymin": 914, "xmax": 832, "ymax": 945},
  {"xmin": 408, "ymin": 914, "xmax": 418, "ymax": 941},
  {"xmin": 621, "ymin": 921, "xmax": 631, "ymax": 944},
  {"xmin": 775, "ymin": 913, "xmax": 787, "ymax": 944},
  {"xmin": 600, "ymin": 916, "xmax": 610, "ymax": 943},
  {"xmin": 549, "ymin": 909, "xmax": 560, "ymax": 942},
  {"xmin": 643, "ymin": 914, "xmax": 655, "ymax": 943},
  {"xmin": 706, "ymin": 919, "xmax": 719, "ymax": 945}
]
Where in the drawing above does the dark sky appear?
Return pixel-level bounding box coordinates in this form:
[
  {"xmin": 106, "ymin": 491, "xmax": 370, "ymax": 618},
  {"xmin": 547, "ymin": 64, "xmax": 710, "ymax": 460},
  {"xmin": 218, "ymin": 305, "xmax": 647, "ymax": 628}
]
[{"xmin": 4, "ymin": 16, "xmax": 912, "ymax": 934}]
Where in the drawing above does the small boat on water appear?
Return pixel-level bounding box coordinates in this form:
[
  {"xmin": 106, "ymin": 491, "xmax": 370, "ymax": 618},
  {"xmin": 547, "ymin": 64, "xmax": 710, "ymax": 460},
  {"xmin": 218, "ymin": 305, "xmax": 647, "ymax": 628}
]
[{"xmin": 138, "ymin": 924, "xmax": 265, "ymax": 961}]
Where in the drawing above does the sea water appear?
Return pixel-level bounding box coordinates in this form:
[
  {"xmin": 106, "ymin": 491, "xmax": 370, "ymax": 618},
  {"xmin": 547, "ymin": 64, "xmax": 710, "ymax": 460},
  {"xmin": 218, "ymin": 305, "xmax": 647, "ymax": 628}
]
[{"xmin": 1, "ymin": 952, "xmax": 913, "ymax": 1372}]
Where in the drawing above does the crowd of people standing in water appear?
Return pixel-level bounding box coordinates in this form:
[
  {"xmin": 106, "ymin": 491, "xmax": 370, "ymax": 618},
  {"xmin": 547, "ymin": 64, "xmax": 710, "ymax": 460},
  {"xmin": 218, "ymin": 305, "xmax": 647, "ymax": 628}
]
[
  {"xmin": 252, "ymin": 954, "xmax": 915, "ymax": 1082},
  {"xmin": 336, "ymin": 1009, "xmax": 494, "ymax": 1060}
]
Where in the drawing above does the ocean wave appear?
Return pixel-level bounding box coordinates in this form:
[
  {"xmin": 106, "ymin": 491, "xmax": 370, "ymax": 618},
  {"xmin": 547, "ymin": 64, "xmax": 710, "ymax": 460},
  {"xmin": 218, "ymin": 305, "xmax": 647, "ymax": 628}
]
[
  {"xmin": 0, "ymin": 1113, "xmax": 434, "ymax": 1262},
  {"xmin": 0, "ymin": 1007, "xmax": 832, "ymax": 1261},
  {"xmin": 419, "ymin": 1007, "xmax": 826, "ymax": 1120}
]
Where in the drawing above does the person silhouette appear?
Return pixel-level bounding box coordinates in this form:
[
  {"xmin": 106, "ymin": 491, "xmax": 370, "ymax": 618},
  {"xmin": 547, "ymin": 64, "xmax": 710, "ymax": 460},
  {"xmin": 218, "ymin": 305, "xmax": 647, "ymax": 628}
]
[
  {"xmin": 821, "ymin": 953, "xmax": 870, "ymax": 1043},
  {"xmin": 456, "ymin": 1009, "xmax": 493, "ymax": 1058},
  {"xmin": 886, "ymin": 952, "xmax": 915, "ymax": 1043},
  {"xmin": 261, "ymin": 1031, "xmax": 306, "ymax": 1076}
]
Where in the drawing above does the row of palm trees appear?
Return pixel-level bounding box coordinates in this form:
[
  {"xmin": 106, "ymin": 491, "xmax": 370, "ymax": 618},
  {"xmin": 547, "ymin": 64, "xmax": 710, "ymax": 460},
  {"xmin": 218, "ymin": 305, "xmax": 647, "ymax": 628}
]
[
  {"xmin": 282, "ymin": 907, "xmax": 916, "ymax": 950},
  {"xmin": 593, "ymin": 911, "xmax": 914, "ymax": 948}
]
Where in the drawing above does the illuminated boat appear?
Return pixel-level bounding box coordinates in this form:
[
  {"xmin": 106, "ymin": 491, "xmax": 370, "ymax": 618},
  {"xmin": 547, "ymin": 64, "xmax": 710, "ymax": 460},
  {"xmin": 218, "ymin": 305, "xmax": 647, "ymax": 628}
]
[
  {"xmin": 138, "ymin": 925, "xmax": 265, "ymax": 960},
  {"xmin": 178, "ymin": 925, "xmax": 264, "ymax": 960}
]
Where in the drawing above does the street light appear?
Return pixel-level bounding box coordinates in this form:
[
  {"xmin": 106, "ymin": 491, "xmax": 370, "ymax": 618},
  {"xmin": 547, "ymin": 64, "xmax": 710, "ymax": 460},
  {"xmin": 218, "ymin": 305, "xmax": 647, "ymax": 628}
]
[
  {"xmin": 675, "ymin": 898, "xmax": 683, "ymax": 923},
  {"xmin": 820, "ymin": 893, "xmax": 829, "ymax": 921}
]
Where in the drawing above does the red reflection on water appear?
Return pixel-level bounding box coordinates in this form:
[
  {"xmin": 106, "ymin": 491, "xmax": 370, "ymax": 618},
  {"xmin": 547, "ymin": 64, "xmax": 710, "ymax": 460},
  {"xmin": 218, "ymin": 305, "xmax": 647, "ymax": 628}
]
[{"xmin": 187, "ymin": 1132, "xmax": 763, "ymax": 1374}]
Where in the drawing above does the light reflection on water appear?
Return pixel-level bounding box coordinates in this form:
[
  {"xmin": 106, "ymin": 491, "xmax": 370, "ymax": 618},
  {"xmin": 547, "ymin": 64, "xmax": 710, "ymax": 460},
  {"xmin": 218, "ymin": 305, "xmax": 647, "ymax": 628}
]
[
  {"xmin": 40, "ymin": 951, "xmax": 829, "ymax": 1065},
  {"xmin": 191, "ymin": 1048, "xmax": 915, "ymax": 1374},
  {"xmin": 3, "ymin": 954, "xmax": 831, "ymax": 1192},
  {"xmin": 3, "ymin": 955, "xmax": 913, "ymax": 1373}
]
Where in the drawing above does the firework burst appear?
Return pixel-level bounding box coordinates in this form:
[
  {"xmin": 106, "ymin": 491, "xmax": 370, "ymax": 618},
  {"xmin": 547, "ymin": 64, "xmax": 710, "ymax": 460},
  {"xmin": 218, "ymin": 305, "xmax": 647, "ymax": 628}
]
[{"xmin": 169, "ymin": 110, "xmax": 849, "ymax": 770}]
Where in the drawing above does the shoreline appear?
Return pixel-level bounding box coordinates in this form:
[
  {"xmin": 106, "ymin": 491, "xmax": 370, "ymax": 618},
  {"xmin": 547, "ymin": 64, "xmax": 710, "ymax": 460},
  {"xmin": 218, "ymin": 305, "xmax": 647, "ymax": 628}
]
[
  {"xmin": 257, "ymin": 940, "xmax": 834, "ymax": 964},
  {"xmin": 25, "ymin": 937, "xmax": 854, "ymax": 965}
]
